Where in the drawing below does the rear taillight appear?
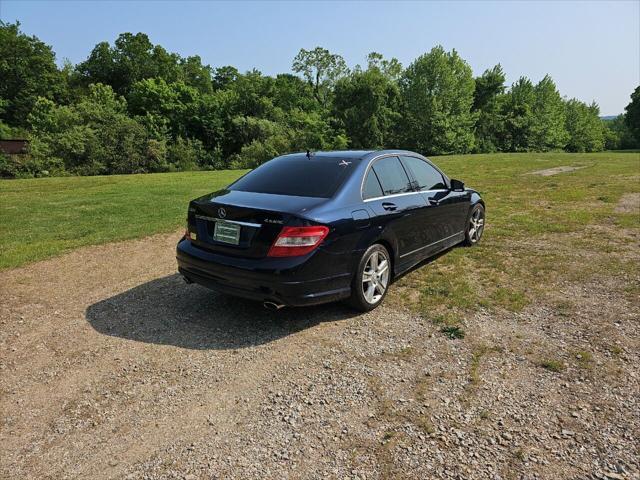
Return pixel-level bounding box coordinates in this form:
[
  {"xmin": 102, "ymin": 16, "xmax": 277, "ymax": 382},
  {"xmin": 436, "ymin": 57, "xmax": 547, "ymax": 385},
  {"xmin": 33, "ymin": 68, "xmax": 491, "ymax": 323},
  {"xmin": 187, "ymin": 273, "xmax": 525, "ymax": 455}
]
[
  {"xmin": 267, "ymin": 226, "xmax": 329, "ymax": 257},
  {"xmin": 184, "ymin": 224, "xmax": 196, "ymax": 241}
]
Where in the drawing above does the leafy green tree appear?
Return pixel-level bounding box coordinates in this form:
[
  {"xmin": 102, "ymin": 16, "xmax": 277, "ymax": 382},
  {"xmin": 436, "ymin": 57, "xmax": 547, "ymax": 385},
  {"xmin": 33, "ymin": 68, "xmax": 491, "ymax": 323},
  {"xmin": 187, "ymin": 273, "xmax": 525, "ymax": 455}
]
[
  {"xmin": 603, "ymin": 114, "xmax": 636, "ymax": 150},
  {"xmin": 28, "ymin": 84, "xmax": 165, "ymax": 175},
  {"xmin": 564, "ymin": 99, "xmax": 604, "ymax": 152},
  {"xmin": 472, "ymin": 64, "xmax": 506, "ymax": 152},
  {"xmin": 215, "ymin": 71, "xmax": 277, "ymax": 158},
  {"xmin": 0, "ymin": 97, "xmax": 25, "ymax": 139},
  {"xmin": 178, "ymin": 55, "xmax": 213, "ymax": 94},
  {"xmin": 366, "ymin": 52, "xmax": 403, "ymax": 81},
  {"xmin": 272, "ymin": 74, "xmax": 318, "ymax": 112},
  {"xmin": 624, "ymin": 86, "xmax": 640, "ymax": 146},
  {"xmin": 167, "ymin": 136, "xmax": 216, "ymax": 171},
  {"xmin": 292, "ymin": 47, "xmax": 349, "ymax": 107},
  {"xmin": 128, "ymin": 78, "xmax": 200, "ymax": 138},
  {"xmin": 286, "ymin": 109, "xmax": 348, "ymax": 152},
  {"xmin": 398, "ymin": 46, "xmax": 476, "ymax": 155},
  {"xmin": 473, "ymin": 64, "xmax": 506, "ymax": 111},
  {"xmin": 500, "ymin": 77, "xmax": 536, "ymax": 151},
  {"xmin": 76, "ymin": 33, "xmax": 183, "ymax": 96},
  {"xmin": 213, "ymin": 66, "xmax": 240, "ymax": 90},
  {"xmin": 229, "ymin": 70, "xmax": 278, "ymax": 118},
  {"xmin": 0, "ymin": 22, "xmax": 66, "ymax": 127},
  {"xmin": 4, "ymin": 25, "xmax": 632, "ymax": 176},
  {"xmin": 530, "ymin": 75, "xmax": 568, "ymax": 151},
  {"xmin": 334, "ymin": 69, "xmax": 401, "ymax": 149},
  {"xmin": 228, "ymin": 111, "xmax": 347, "ymax": 169}
]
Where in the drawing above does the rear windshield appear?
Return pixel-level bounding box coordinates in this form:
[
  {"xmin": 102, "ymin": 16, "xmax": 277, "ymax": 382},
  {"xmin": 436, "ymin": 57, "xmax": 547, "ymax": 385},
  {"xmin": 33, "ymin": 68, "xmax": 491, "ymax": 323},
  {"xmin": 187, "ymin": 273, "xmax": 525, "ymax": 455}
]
[{"xmin": 229, "ymin": 157, "xmax": 355, "ymax": 198}]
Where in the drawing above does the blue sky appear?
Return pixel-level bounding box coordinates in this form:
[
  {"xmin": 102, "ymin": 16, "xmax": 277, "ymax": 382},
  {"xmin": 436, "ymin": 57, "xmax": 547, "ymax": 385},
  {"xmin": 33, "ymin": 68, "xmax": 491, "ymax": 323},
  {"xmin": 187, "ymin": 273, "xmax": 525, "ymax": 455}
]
[{"xmin": 2, "ymin": 0, "xmax": 638, "ymax": 115}]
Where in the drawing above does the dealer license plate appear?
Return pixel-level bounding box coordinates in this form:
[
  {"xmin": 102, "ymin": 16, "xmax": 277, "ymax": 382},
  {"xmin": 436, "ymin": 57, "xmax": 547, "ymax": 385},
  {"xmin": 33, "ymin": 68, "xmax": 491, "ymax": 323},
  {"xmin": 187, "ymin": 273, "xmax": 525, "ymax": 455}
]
[{"xmin": 213, "ymin": 221, "xmax": 240, "ymax": 245}]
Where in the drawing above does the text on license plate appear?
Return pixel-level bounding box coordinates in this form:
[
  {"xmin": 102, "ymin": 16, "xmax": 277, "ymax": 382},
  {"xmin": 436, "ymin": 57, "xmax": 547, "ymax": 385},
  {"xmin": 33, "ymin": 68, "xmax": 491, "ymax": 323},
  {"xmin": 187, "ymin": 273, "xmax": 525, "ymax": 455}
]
[{"xmin": 213, "ymin": 221, "xmax": 240, "ymax": 245}]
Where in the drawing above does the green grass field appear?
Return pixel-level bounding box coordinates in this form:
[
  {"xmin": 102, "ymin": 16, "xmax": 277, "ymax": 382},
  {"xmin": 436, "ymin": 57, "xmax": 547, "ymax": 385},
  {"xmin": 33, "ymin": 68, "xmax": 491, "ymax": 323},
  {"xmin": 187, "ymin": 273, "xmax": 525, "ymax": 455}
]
[
  {"xmin": 0, "ymin": 169, "xmax": 246, "ymax": 269},
  {"xmin": 391, "ymin": 151, "xmax": 639, "ymax": 326},
  {"xmin": 1, "ymin": 152, "xmax": 638, "ymax": 282}
]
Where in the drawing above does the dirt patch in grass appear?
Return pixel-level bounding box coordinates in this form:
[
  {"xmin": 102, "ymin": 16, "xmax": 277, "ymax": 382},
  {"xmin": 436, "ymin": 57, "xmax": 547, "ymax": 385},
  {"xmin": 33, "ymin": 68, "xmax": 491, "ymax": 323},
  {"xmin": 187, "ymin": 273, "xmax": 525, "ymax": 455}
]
[
  {"xmin": 526, "ymin": 165, "xmax": 587, "ymax": 176},
  {"xmin": 614, "ymin": 192, "xmax": 640, "ymax": 214}
]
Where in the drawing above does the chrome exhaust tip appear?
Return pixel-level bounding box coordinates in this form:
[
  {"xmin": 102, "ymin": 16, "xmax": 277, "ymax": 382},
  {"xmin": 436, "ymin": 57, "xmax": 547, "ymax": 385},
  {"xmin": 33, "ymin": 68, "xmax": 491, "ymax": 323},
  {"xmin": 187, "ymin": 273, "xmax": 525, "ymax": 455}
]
[{"xmin": 263, "ymin": 301, "xmax": 285, "ymax": 311}]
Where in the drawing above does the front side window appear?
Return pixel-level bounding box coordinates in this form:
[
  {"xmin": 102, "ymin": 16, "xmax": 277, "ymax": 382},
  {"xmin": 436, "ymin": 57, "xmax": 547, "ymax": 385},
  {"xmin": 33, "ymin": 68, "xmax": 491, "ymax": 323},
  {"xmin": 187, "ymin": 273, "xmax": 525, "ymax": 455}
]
[
  {"xmin": 371, "ymin": 156, "xmax": 412, "ymax": 196},
  {"xmin": 400, "ymin": 156, "xmax": 447, "ymax": 191}
]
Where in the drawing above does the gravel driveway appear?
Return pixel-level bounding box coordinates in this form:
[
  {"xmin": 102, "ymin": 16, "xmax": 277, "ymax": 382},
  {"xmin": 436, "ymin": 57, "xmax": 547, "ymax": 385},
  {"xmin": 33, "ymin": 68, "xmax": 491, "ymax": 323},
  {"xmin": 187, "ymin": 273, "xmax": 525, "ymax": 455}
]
[{"xmin": 1, "ymin": 231, "xmax": 638, "ymax": 480}]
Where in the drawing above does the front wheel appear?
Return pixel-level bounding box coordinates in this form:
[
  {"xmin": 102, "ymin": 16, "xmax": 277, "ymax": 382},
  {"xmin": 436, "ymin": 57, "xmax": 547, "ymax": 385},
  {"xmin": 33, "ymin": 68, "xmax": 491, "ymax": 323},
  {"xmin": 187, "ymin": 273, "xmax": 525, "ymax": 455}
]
[
  {"xmin": 463, "ymin": 204, "xmax": 485, "ymax": 246},
  {"xmin": 346, "ymin": 244, "xmax": 391, "ymax": 312}
]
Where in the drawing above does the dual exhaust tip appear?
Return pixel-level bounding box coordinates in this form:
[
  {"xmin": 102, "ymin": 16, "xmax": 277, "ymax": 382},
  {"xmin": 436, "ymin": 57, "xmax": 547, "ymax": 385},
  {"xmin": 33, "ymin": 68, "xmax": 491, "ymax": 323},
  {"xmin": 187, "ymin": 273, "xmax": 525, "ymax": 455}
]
[{"xmin": 182, "ymin": 275, "xmax": 284, "ymax": 311}]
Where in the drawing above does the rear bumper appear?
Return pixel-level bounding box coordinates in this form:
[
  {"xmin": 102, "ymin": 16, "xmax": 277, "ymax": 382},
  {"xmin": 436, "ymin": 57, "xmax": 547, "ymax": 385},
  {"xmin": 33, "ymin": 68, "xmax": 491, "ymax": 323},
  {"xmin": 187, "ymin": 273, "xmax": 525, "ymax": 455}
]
[{"xmin": 176, "ymin": 239, "xmax": 352, "ymax": 306}]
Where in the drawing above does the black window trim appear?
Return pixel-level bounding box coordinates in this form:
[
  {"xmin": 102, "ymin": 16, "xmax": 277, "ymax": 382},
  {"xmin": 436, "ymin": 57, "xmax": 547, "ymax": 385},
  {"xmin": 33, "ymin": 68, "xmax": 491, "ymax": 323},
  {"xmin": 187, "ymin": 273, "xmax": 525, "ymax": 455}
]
[{"xmin": 360, "ymin": 153, "xmax": 451, "ymax": 202}]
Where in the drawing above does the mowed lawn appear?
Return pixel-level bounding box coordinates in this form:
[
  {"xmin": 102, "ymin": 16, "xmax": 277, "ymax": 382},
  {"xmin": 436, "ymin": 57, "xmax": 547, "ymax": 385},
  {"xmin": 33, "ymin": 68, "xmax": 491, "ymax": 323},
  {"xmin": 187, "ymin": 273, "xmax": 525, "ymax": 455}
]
[
  {"xmin": 1, "ymin": 152, "xmax": 638, "ymax": 284},
  {"xmin": 0, "ymin": 169, "xmax": 246, "ymax": 269},
  {"xmin": 390, "ymin": 151, "xmax": 639, "ymax": 327}
]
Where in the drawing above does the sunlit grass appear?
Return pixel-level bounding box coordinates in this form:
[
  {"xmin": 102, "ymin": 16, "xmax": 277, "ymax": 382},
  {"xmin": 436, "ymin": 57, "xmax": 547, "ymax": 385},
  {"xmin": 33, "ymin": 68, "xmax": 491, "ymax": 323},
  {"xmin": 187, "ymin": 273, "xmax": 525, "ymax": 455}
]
[
  {"xmin": 396, "ymin": 151, "xmax": 640, "ymax": 319},
  {"xmin": 0, "ymin": 170, "xmax": 246, "ymax": 269},
  {"xmin": 1, "ymin": 151, "xmax": 638, "ymax": 275}
]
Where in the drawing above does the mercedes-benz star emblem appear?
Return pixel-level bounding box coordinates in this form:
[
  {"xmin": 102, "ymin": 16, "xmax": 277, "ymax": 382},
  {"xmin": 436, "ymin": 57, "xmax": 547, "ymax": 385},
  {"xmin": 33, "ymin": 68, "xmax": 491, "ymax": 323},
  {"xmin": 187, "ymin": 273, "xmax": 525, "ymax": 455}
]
[{"xmin": 218, "ymin": 207, "xmax": 226, "ymax": 218}]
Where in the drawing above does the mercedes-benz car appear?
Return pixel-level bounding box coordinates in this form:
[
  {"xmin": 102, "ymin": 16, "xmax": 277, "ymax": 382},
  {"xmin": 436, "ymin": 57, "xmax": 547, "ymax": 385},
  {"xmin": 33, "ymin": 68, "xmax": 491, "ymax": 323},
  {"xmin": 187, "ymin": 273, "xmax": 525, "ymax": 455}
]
[{"xmin": 177, "ymin": 150, "xmax": 485, "ymax": 311}]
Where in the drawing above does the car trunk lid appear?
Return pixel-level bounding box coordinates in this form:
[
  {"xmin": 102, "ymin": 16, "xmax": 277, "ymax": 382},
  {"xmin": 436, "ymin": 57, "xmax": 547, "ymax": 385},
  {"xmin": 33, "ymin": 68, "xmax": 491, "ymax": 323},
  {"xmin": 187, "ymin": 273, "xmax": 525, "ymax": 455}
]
[{"xmin": 188, "ymin": 189, "xmax": 327, "ymax": 258}]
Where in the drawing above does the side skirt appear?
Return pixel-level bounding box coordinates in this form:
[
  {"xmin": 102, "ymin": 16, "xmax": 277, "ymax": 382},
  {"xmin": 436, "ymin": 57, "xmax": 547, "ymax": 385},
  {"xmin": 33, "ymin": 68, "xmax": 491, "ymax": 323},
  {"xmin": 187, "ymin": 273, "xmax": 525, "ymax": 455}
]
[{"xmin": 394, "ymin": 231, "xmax": 465, "ymax": 278}]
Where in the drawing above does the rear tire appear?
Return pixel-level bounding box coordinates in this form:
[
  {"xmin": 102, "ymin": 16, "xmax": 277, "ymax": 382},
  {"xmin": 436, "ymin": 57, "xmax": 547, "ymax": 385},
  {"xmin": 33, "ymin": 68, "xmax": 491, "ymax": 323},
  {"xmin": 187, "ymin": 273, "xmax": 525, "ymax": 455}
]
[
  {"xmin": 463, "ymin": 204, "xmax": 485, "ymax": 246},
  {"xmin": 346, "ymin": 244, "xmax": 391, "ymax": 312}
]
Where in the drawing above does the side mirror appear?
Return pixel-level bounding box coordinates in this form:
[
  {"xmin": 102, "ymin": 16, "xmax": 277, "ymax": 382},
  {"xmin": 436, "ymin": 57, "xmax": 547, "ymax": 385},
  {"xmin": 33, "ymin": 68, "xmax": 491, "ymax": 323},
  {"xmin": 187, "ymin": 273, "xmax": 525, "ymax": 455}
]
[{"xmin": 450, "ymin": 179, "xmax": 465, "ymax": 191}]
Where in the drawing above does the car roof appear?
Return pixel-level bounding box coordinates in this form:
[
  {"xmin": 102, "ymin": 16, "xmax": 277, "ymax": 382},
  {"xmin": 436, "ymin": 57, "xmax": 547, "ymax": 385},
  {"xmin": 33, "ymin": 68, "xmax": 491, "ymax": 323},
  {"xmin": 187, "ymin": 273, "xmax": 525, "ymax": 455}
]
[
  {"xmin": 279, "ymin": 150, "xmax": 373, "ymax": 161},
  {"xmin": 279, "ymin": 149, "xmax": 423, "ymax": 162}
]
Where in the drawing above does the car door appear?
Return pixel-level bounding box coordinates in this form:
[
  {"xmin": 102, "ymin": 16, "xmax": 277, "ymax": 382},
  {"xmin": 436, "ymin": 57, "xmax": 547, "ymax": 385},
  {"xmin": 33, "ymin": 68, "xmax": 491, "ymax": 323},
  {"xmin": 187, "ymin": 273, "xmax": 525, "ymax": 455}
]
[
  {"xmin": 399, "ymin": 155, "xmax": 469, "ymax": 252},
  {"xmin": 363, "ymin": 156, "xmax": 427, "ymax": 262}
]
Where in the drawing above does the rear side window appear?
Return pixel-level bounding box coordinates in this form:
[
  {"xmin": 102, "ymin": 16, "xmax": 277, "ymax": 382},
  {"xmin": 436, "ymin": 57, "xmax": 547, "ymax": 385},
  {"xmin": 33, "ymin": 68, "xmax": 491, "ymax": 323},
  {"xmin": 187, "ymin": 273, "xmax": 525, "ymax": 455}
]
[
  {"xmin": 371, "ymin": 156, "xmax": 412, "ymax": 196},
  {"xmin": 230, "ymin": 157, "xmax": 353, "ymax": 198},
  {"xmin": 401, "ymin": 156, "xmax": 447, "ymax": 190},
  {"xmin": 362, "ymin": 170, "xmax": 383, "ymax": 199}
]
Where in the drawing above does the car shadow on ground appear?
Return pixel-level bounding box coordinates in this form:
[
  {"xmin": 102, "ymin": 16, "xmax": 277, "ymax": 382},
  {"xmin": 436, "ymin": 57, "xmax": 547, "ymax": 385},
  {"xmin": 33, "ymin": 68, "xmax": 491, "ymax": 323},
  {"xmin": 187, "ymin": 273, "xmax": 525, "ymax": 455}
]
[{"xmin": 85, "ymin": 273, "xmax": 358, "ymax": 350}]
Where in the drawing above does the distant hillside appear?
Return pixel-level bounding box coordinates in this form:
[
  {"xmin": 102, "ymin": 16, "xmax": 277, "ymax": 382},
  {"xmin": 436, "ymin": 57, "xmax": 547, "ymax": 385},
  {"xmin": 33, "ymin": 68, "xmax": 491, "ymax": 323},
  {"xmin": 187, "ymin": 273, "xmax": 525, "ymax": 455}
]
[{"xmin": 600, "ymin": 115, "xmax": 620, "ymax": 121}]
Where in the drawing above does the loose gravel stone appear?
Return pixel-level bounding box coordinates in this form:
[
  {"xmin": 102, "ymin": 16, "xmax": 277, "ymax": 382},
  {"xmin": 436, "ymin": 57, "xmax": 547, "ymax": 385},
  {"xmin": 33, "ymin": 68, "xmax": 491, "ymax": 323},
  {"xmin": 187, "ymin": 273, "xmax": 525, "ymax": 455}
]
[{"xmin": 0, "ymin": 230, "xmax": 638, "ymax": 479}]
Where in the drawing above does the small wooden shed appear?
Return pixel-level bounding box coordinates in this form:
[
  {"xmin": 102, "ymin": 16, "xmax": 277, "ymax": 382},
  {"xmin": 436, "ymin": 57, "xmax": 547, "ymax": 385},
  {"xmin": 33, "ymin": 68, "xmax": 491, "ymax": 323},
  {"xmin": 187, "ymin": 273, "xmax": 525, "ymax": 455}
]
[{"xmin": 0, "ymin": 139, "xmax": 29, "ymax": 155}]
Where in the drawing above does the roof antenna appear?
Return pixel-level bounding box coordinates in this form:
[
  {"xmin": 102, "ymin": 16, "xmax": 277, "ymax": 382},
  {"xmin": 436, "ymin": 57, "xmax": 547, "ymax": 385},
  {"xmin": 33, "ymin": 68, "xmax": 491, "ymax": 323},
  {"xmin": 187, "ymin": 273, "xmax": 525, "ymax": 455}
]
[{"xmin": 306, "ymin": 149, "xmax": 314, "ymax": 159}]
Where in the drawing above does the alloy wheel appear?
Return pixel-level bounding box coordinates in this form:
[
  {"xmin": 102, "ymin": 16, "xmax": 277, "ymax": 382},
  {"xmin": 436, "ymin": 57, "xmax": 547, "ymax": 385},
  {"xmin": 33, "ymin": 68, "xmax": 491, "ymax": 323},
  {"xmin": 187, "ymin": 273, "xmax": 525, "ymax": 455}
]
[
  {"xmin": 469, "ymin": 207, "xmax": 485, "ymax": 243},
  {"xmin": 362, "ymin": 250, "xmax": 390, "ymax": 304}
]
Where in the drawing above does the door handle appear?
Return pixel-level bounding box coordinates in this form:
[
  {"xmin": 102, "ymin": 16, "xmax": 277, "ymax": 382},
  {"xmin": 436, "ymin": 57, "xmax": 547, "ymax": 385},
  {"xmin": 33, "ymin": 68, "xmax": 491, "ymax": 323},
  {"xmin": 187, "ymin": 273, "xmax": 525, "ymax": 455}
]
[{"xmin": 382, "ymin": 202, "xmax": 397, "ymax": 211}]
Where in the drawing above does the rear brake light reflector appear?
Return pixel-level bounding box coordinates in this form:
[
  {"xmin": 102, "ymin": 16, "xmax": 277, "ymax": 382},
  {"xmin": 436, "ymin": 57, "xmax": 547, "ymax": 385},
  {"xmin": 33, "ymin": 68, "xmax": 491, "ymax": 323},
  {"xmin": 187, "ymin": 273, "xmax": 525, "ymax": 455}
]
[
  {"xmin": 184, "ymin": 227, "xmax": 196, "ymax": 241},
  {"xmin": 268, "ymin": 226, "xmax": 329, "ymax": 257}
]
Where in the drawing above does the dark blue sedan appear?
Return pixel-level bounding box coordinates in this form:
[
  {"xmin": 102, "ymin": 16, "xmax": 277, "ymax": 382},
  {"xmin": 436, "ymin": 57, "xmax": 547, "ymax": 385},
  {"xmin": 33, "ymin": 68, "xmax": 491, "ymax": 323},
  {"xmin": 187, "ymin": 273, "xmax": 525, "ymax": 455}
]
[{"xmin": 177, "ymin": 150, "xmax": 485, "ymax": 311}]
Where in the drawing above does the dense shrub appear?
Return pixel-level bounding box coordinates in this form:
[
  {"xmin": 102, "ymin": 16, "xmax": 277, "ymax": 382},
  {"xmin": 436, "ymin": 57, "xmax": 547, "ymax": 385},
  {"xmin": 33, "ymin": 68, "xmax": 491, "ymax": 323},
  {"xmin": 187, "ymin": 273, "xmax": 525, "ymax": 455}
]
[{"xmin": 26, "ymin": 85, "xmax": 166, "ymax": 175}]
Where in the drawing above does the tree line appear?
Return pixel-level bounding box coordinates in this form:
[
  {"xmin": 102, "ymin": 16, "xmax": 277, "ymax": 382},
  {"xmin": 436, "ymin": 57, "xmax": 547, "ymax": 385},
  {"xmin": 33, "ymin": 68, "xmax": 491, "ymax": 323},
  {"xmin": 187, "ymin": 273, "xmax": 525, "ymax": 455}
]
[{"xmin": 1, "ymin": 21, "xmax": 638, "ymax": 178}]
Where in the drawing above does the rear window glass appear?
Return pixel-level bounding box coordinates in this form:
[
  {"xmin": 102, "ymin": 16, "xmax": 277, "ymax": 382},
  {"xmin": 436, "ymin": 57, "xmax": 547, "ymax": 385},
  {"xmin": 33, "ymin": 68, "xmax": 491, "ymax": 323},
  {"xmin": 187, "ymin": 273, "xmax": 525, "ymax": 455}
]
[{"xmin": 229, "ymin": 157, "xmax": 354, "ymax": 198}]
